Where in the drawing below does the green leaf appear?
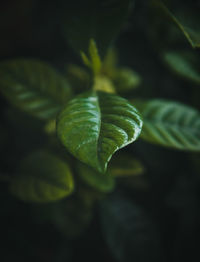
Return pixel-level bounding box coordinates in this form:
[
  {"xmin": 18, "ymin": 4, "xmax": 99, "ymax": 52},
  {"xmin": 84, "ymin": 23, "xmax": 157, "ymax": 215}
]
[
  {"xmin": 77, "ymin": 162, "xmax": 115, "ymax": 193},
  {"xmin": 62, "ymin": 0, "xmax": 133, "ymax": 56},
  {"xmin": 154, "ymin": 0, "xmax": 200, "ymax": 48},
  {"xmin": 10, "ymin": 151, "xmax": 74, "ymax": 202},
  {"xmin": 163, "ymin": 51, "xmax": 200, "ymax": 84},
  {"xmin": 0, "ymin": 59, "xmax": 71, "ymax": 120},
  {"xmin": 109, "ymin": 153, "xmax": 144, "ymax": 177},
  {"xmin": 32, "ymin": 197, "xmax": 93, "ymax": 239},
  {"xmin": 112, "ymin": 68, "xmax": 141, "ymax": 93},
  {"xmin": 81, "ymin": 39, "xmax": 102, "ymax": 75},
  {"xmin": 57, "ymin": 91, "xmax": 143, "ymax": 173},
  {"xmin": 100, "ymin": 192, "xmax": 161, "ymax": 262},
  {"xmin": 135, "ymin": 99, "xmax": 200, "ymax": 151}
]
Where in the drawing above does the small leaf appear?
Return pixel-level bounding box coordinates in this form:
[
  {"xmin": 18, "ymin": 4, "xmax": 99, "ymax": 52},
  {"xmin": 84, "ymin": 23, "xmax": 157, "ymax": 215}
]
[
  {"xmin": 88, "ymin": 39, "xmax": 102, "ymax": 75},
  {"xmin": 10, "ymin": 151, "xmax": 74, "ymax": 202},
  {"xmin": 0, "ymin": 59, "xmax": 71, "ymax": 120},
  {"xmin": 109, "ymin": 153, "xmax": 144, "ymax": 177},
  {"xmin": 93, "ymin": 75, "xmax": 115, "ymax": 93},
  {"xmin": 57, "ymin": 91, "xmax": 143, "ymax": 172},
  {"xmin": 153, "ymin": 0, "xmax": 200, "ymax": 48},
  {"xmin": 112, "ymin": 68, "xmax": 141, "ymax": 93},
  {"xmin": 62, "ymin": 0, "xmax": 133, "ymax": 56},
  {"xmin": 135, "ymin": 99, "xmax": 200, "ymax": 151},
  {"xmin": 80, "ymin": 39, "xmax": 102, "ymax": 75},
  {"xmin": 163, "ymin": 51, "xmax": 200, "ymax": 84},
  {"xmin": 77, "ymin": 162, "xmax": 115, "ymax": 193}
]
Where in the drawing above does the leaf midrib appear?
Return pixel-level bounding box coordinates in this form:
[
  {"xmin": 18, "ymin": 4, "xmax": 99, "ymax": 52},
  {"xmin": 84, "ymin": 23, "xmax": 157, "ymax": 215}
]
[{"xmin": 94, "ymin": 91, "xmax": 103, "ymax": 171}]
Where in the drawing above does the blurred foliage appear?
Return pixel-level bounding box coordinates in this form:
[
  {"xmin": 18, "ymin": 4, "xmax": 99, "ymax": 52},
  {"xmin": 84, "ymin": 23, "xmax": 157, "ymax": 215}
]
[{"xmin": 0, "ymin": 0, "xmax": 200, "ymax": 262}]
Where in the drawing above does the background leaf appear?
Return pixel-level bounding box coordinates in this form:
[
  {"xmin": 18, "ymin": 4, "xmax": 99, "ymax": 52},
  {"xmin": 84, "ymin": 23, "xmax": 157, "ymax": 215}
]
[
  {"xmin": 77, "ymin": 162, "xmax": 115, "ymax": 193},
  {"xmin": 10, "ymin": 151, "xmax": 74, "ymax": 202},
  {"xmin": 135, "ymin": 99, "xmax": 200, "ymax": 151},
  {"xmin": 109, "ymin": 152, "xmax": 144, "ymax": 177},
  {"xmin": 0, "ymin": 59, "xmax": 71, "ymax": 120},
  {"xmin": 153, "ymin": 0, "xmax": 200, "ymax": 48},
  {"xmin": 57, "ymin": 91, "xmax": 143, "ymax": 172},
  {"xmin": 61, "ymin": 0, "xmax": 133, "ymax": 56},
  {"xmin": 100, "ymin": 192, "xmax": 161, "ymax": 262},
  {"xmin": 32, "ymin": 197, "xmax": 93, "ymax": 239},
  {"xmin": 163, "ymin": 51, "xmax": 200, "ymax": 84}
]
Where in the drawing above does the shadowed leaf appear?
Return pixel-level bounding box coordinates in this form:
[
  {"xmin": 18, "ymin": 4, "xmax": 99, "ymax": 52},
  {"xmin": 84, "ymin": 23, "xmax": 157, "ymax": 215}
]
[
  {"xmin": 62, "ymin": 0, "xmax": 133, "ymax": 56},
  {"xmin": 0, "ymin": 59, "xmax": 72, "ymax": 120},
  {"xmin": 10, "ymin": 151, "xmax": 74, "ymax": 202}
]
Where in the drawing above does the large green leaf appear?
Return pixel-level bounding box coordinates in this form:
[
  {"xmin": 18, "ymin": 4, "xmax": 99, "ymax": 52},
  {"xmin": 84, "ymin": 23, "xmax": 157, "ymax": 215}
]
[
  {"xmin": 10, "ymin": 151, "xmax": 74, "ymax": 202},
  {"xmin": 62, "ymin": 0, "xmax": 133, "ymax": 56},
  {"xmin": 57, "ymin": 91, "xmax": 142, "ymax": 173},
  {"xmin": 163, "ymin": 51, "xmax": 200, "ymax": 84},
  {"xmin": 0, "ymin": 59, "xmax": 71, "ymax": 120},
  {"xmin": 135, "ymin": 99, "xmax": 200, "ymax": 151},
  {"xmin": 153, "ymin": 0, "xmax": 200, "ymax": 48}
]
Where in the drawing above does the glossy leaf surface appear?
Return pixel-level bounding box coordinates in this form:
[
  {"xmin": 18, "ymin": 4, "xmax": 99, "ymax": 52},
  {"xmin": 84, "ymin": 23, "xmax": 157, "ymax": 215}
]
[
  {"xmin": 0, "ymin": 59, "xmax": 71, "ymax": 119},
  {"xmin": 57, "ymin": 91, "xmax": 143, "ymax": 172},
  {"xmin": 135, "ymin": 99, "xmax": 200, "ymax": 151},
  {"xmin": 10, "ymin": 151, "xmax": 74, "ymax": 202}
]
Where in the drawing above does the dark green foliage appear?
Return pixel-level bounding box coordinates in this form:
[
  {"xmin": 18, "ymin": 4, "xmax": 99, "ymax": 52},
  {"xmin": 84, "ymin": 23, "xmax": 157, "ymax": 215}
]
[
  {"xmin": 0, "ymin": 1, "xmax": 200, "ymax": 261},
  {"xmin": 0, "ymin": 59, "xmax": 72, "ymax": 120},
  {"xmin": 163, "ymin": 51, "xmax": 200, "ymax": 84},
  {"xmin": 100, "ymin": 192, "xmax": 161, "ymax": 262},
  {"xmin": 10, "ymin": 151, "xmax": 74, "ymax": 202},
  {"xmin": 135, "ymin": 99, "xmax": 200, "ymax": 150},
  {"xmin": 62, "ymin": 0, "xmax": 133, "ymax": 56}
]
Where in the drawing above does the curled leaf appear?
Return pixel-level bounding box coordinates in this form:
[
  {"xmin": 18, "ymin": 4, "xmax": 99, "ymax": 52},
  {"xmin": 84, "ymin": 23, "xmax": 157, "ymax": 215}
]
[{"xmin": 57, "ymin": 91, "xmax": 143, "ymax": 172}]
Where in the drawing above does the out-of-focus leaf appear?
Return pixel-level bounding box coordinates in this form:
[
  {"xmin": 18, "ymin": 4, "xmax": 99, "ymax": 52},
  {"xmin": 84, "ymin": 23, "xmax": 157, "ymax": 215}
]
[
  {"xmin": 32, "ymin": 197, "xmax": 93, "ymax": 239},
  {"xmin": 135, "ymin": 99, "xmax": 200, "ymax": 151},
  {"xmin": 66, "ymin": 64, "xmax": 90, "ymax": 93},
  {"xmin": 109, "ymin": 153, "xmax": 144, "ymax": 177},
  {"xmin": 163, "ymin": 51, "xmax": 200, "ymax": 84},
  {"xmin": 0, "ymin": 59, "xmax": 71, "ymax": 120},
  {"xmin": 100, "ymin": 192, "xmax": 161, "ymax": 262},
  {"xmin": 153, "ymin": 0, "xmax": 200, "ymax": 48},
  {"xmin": 102, "ymin": 49, "xmax": 141, "ymax": 93},
  {"xmin": 93, "ymin": 75, "xmax": 116, "ymax": 93},
  {"xmin": 62, "ymin": 0, "xmax": 133, "ymax": 56},
  {"xmin": 10, "ymin": 151, "xmax": 74, "ymax": 202},
  {"xmin": 57, "ymin": 91, "xmax": 143, "ymax": 173},
  {"xmin": 112, "ymin": 68, "xmax": 141, "ymax": 93},
  {"xmin": 77, "ymin": 162, "xmax": 115, "ymax": 193}
]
